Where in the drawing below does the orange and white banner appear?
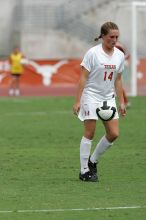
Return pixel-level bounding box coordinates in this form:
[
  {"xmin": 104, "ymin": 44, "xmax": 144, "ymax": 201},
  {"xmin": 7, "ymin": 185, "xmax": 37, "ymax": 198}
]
[
  {"xmin": 0, "ymin": 59, "xmax": 81, "ymax": 87},
  {"xmin": 0, "ymin": 58, "xmax": 146, "ymax": 95}
]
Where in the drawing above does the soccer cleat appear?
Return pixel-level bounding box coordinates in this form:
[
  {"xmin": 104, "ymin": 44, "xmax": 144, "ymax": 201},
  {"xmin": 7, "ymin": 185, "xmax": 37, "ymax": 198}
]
[
  {"xmin": 88, "ymin": 157, "xmax": 97, "ymax": 175},
  {"xmin": 79, "ymin": 171, "xmax": 97, "ymax": 182}
]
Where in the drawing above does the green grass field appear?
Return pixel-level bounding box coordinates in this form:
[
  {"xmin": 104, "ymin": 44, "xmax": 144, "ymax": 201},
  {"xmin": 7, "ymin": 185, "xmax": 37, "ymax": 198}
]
[{"xmin": 0, "ymin": 96, "xmax": 146, "ymax": 220}]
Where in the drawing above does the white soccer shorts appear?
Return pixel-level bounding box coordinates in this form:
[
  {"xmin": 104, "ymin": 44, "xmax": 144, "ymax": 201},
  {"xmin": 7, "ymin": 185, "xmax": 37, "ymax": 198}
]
[{"xmin": 78, "ymin": 98, "xmax": 119, "ymax": 121}]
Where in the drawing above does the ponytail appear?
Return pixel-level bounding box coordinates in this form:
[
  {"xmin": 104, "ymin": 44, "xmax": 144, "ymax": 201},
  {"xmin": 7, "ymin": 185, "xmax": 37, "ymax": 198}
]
[{"xmin": 94, "ymin": 35, "xmax": 102, "ymax": 41}]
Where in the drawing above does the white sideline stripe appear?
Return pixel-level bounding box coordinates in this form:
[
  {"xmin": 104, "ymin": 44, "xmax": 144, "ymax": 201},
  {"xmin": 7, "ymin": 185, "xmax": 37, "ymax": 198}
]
[{"xmin": 0, "ymin": 205, "xmax": 146, "ymax": 214}]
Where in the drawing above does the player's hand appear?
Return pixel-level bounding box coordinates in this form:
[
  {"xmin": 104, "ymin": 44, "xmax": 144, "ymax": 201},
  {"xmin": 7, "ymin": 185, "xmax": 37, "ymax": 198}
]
[
  {"xmin": 119, "ymin": 103, "xmax": 126, "ymax": 117},
  {"xmin": 73, "ymin": 102, "xmax": 80, "ymax": 116}
]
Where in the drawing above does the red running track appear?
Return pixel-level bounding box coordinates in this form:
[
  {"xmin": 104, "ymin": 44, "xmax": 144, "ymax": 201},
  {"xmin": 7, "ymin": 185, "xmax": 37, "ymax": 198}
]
[{"xmin": 0, "ymin": 85, "xmax": 77, "ymax": 97}]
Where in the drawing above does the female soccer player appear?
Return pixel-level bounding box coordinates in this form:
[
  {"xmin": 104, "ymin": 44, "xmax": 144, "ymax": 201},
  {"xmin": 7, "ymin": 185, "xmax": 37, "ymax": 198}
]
[
  {"xmin": 73, "ymin": 22, "xmax": 126, "ymax": 182},
  {"xmin": 9, "ymin": 47, "xmax": 25, "ymax": 96}
]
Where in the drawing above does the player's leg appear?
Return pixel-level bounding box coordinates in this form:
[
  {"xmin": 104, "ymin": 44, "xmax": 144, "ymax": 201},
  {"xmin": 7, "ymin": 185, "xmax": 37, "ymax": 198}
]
[
  {"xmin": 14, "ymin": 75, "xmax": 20, "ymax": 96},
  {"xmin": 79, "ymin": 119, "xmax": 97, "ymax": 181},
  {"xmin": 8, "ymin": 75, "xmax": 15, "ymax": 96},
  {"xmin": 90, "ymin": 119, "xmax": 119, "ymax": 163},
  {"xmin": 103, "ymin": 118, "xmax": 119, "ymax": 142},
  {"xmin": 80, "ymin": 119, "xmax": 96, "ymax": 174}
]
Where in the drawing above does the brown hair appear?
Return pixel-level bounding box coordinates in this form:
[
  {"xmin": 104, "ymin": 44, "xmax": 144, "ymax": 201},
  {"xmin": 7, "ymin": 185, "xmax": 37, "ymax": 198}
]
[{"xmin": 94, "ymin": 21, "xmax": 119, "ymax": 41}]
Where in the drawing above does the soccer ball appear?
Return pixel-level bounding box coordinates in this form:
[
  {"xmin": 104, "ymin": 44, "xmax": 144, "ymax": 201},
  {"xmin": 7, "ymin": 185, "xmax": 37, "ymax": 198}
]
[{"xmin": 96, "ymin": 101, "xmax": 116, "ymax": 121}]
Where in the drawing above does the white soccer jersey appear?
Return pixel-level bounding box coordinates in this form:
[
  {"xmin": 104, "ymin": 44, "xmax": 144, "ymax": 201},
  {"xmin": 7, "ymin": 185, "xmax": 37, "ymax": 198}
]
[{"xmin": 80, "ymin": 43, "xmax": 125, "ymax": 102}]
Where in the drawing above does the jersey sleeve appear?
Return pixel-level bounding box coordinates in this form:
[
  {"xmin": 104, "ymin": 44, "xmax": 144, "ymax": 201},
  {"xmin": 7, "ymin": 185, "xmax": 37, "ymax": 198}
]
[
  {"xmin": 118, "ymin": 55, "xmax": 125, "ymax": 74},
  {"xmin": 80, "ymin": 49, "xmax": 93, "ymax": 72}
]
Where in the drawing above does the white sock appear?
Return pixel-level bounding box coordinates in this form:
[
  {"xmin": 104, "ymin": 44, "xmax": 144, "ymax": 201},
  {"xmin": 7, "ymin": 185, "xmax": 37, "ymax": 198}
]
[
  {"xmin": 90, "ymin": 136, "xmax": 113, "ymax": 163},
  {"xmin": 8, "ymin": 89, "xmax": 14, "ymax": 96},
  {"xmin": 15, "ymin": 89, "xmax": 20, "ymax": 96},
  {"xmin": 80, "ymin": 136, "xmax": 92, "ymax": 174}
]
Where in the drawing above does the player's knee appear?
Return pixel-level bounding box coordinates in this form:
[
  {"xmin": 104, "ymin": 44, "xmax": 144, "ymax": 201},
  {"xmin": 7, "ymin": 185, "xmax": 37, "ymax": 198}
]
[
  {"xmin": 108, "ymin": 131, "xmax": 119, "ymax": 142},
  {"xmin": 112, "ymin": 131, "xmax": 119, "ymax": 141},
  {"xmin": 84, "ymin": 130, "xmax": 95, "ymax": 140}
]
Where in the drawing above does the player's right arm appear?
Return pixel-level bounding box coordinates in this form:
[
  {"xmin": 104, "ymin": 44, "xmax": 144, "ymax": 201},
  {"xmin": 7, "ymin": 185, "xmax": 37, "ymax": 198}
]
[{"xmin": 73, "ymin": 66, "xmax": 89, "ymax": 115}]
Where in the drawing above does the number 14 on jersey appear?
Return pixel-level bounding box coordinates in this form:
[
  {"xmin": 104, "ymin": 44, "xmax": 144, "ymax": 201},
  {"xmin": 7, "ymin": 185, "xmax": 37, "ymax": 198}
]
[{"xmin": 104, "ymin": 71, "xmax": 113, "ymax": 81}]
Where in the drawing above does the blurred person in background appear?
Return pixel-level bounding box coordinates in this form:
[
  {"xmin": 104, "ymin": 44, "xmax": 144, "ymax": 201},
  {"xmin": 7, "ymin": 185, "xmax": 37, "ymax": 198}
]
[
  {"xmin": 9, "ymin": 47, "xmax": 25, "ymax": 96},
  {"xmin": 73, "ymin": 21, "xmax": 126, "ymax": 182},
  {"xmin": 115, "ymin": 42, "xmax": 131, "ymax": 108}
]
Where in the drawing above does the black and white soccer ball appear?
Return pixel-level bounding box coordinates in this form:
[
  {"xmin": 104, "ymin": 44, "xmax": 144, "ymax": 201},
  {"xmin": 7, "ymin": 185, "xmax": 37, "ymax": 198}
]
[{"xmin": 96, "ymin": 101, "xmax": 116, "ymax": 121}]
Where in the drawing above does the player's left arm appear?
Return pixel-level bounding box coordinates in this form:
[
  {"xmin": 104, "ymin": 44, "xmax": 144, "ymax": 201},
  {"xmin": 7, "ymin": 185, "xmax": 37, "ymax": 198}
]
[{"xmin": 115, "ymin": 73, "xmax": 126, "ymax": 116}]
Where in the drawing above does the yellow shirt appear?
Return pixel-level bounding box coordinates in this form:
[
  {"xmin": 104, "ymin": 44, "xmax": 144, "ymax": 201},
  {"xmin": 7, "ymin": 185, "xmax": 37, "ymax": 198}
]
[{"xmin": 10, "ymin": 53, "xmax": 24, "ymax": 74}]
